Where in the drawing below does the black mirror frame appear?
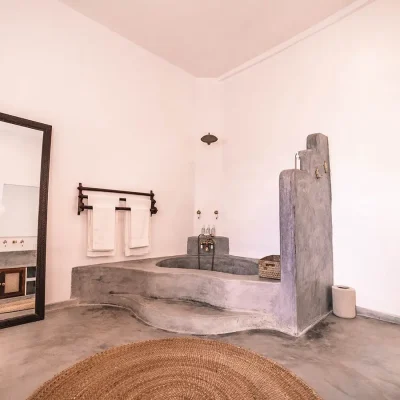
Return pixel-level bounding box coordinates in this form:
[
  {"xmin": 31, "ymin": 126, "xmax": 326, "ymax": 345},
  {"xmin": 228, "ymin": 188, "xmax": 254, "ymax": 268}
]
[{"xmin": 0, "ymin": 112, "xmax": 52, "ymax": 329}]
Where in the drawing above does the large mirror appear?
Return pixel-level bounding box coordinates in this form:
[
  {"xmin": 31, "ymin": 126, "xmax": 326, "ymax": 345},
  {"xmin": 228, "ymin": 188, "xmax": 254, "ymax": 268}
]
[{"xmin": 0, "ymin": 112, "xmax": 51, "ymax": 329}]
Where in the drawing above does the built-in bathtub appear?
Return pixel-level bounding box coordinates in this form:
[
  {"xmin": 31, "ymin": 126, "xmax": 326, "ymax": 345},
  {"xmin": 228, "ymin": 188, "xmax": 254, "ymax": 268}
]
[
  {"xmin": 156, "ymin": 255, "xmax": 258, "ymax": 275},
  {"xmin": 71, "ymin": 134, "xmax": 333, "ymax": 337}
]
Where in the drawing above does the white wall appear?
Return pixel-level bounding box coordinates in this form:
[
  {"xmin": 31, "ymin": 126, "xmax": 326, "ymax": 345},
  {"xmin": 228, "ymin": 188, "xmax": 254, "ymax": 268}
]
[
  {"xmin": 221, "ymin": 0, "xmax": 400, "ymax": 316},
  {"xmin": 192, "ymin": 80, "xmax": 224, "ymax": 235},
  {"xmin": 0, "ymin": 0, "xmax": 195, "ymax": 303},
  {"xmin": 1, "ymin": 0, "xmax": 398, "ymax": 317}
]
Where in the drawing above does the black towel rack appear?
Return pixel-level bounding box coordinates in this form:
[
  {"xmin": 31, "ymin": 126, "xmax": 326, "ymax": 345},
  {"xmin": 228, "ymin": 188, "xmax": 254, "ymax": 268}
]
[{"xmin": 77, "ymin": 183, "xmax": 158, "ymax": 216}]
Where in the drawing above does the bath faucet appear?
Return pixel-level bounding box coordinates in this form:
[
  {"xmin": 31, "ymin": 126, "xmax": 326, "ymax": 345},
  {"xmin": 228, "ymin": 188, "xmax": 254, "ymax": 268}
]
[
  {"xmin": 197, "ymin": 234, "xmax": 216, "ymax": 271},
  {"xmin": 200, "ymin": 238, "xmax": 214, "ymax": 252}
]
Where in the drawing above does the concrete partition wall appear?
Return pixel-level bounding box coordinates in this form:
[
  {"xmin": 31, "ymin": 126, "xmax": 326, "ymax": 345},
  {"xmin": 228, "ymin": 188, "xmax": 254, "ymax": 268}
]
[{"xmin": 280, "ymin": 134, "xmax": 333, "ymax": 334}]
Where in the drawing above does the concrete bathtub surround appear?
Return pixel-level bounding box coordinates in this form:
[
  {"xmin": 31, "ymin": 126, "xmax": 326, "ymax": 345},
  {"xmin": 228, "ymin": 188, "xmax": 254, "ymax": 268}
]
[
  {"xmin": 72, "ymin": 260, "xmax": 280, "ymax": 335},
  {"xmin": 157, "ymin": 255, "xmax": 259, "ymax": 275},
  {"xmin": 280, "ymin": 133, "xmax": 333, "ymax": 333},
  {"xmin": 72, "ymin": 134, "xmax": 333, "ymax": 336},
  {"xmin": 163, "ymin": 236, "xmax": 259, "ymax": 275},
  {"xmin": 187, "ymin": 236, "xmax": 229, "ymax": 256}
]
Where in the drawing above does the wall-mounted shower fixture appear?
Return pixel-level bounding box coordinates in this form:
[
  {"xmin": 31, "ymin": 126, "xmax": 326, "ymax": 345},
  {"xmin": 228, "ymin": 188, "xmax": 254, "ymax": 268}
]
[
  {"xmin": 214, "ymin": 210, "xmax": 219, "ymax": 219},
  {"xmin": 201, "ymin": 133, "xmax": 218, "ymax": 145},
  {"xmin": 196, "ymin": 210, "xmax": 201, "ymax": 219}
]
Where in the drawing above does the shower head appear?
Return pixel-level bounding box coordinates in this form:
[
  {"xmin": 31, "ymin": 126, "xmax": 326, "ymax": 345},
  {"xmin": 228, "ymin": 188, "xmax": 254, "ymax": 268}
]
[{"xmin": 201, "ymin": 133, "xmax": 218, "ymax": 145}]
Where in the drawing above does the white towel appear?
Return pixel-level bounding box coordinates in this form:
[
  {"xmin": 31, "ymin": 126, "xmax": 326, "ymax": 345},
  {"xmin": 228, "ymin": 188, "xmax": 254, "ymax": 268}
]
[
  {"xmin": 87, "ymin": 195, "xmax": 117, "ymax": 257},
  {"xmin": 124, "ymin": 202, "xmax": 151, "ymax": 257}
]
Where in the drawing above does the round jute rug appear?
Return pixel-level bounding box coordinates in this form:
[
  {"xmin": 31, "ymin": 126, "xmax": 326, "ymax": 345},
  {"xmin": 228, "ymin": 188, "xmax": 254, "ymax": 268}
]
[{"xmin": 29, "ymin": 338, "xmax": 321, "ymax": 399}]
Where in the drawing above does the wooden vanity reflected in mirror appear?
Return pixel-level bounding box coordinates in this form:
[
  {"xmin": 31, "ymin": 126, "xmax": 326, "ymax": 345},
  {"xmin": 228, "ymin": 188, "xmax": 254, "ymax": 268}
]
[{"xmin": 0, "ymin": 112, "xmax": 51, "ymax": 329}]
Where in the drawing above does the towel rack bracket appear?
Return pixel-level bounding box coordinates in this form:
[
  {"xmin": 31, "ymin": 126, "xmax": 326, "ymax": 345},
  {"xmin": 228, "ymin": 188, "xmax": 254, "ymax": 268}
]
[{"xmin": 150, "ymin": 190, "xmax": 158, "ymax": 216}]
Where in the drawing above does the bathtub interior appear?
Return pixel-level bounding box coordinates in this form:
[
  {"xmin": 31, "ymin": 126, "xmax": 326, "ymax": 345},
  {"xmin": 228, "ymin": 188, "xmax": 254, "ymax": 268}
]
[{"xmin": 156, "ymin": 255, "xmax": 258, "ymax": 275}]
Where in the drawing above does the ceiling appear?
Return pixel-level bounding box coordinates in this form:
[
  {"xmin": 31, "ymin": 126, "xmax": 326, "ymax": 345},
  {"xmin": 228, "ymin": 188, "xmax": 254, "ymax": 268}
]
[{"xmin": 61, "ymin": 0, "xmax": 358, "ymax": 77}]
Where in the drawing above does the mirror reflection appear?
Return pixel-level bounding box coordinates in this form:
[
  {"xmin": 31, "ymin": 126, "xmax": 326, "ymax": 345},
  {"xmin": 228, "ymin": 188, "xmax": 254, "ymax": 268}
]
[{"xmin": 0, "ymin": 121, "xmax": 43, "ymax": 320}]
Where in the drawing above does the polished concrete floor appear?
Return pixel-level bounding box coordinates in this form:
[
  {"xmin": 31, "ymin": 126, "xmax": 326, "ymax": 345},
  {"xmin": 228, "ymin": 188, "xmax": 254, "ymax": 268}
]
[{"xmin": 0, "ymin": 305, "xmax": 399, "ymax": 400}]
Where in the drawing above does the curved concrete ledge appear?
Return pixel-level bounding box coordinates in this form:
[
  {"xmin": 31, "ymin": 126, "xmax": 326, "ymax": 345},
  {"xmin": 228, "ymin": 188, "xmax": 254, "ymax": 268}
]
[
  {"xmin": 72, "ymin": 257, "xmax": 280, "ymax": 314},
  {"xmin": 71, "ymin": 257, "xmax": 293, "ymax": 334},
  {"xmin": 98, "ymin": 294, "xmax": 275, "ymax": 335},
  {"xmin": 71, "ymin": 256, "xmax": 329, "ymax": 335}
]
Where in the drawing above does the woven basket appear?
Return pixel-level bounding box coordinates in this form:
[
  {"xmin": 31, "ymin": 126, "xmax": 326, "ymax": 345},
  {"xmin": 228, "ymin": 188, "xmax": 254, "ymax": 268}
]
[{"xmin": 259, "ymin": 255, "xmax": 281, "ymax": 280}]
